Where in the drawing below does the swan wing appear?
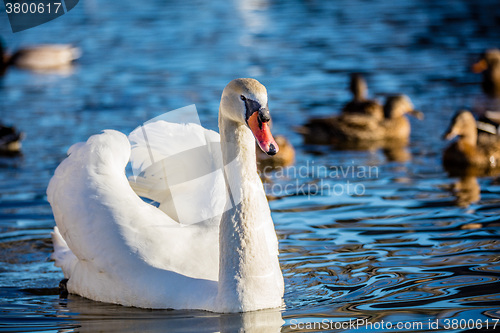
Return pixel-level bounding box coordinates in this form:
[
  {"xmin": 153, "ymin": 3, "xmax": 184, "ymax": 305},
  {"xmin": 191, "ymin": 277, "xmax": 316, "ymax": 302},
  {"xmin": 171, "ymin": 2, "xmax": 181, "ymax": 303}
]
[
  {"xmin": 48, "ymin": 130, "xmax": 221, "ymax": 286},
  {"xmin": 128, "ymin": 120, "xmax": 228, "ymax": 226}
]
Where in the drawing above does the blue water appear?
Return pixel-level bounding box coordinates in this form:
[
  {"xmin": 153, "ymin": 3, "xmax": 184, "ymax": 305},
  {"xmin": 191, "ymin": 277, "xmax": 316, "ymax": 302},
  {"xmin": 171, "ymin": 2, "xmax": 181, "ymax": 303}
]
[{"xmin": 1, "ymin": 0, "xmax": 500, "ymax": 332}]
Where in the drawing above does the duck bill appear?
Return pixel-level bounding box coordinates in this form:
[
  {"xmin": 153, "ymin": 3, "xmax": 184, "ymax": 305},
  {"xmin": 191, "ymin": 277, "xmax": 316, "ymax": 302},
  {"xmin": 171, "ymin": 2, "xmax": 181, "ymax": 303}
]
[
  {"xmin": 408, "ymin": 110, "xmax": 424, "ymax": 120},
  {"xmin": 247, "ymin": 112, "xmax": 279, "ymax": 155},
  {"xmin": 472, "ymin": 59, "xmax": 487, "ymax": 73},
  {"xmin": 442, "ymin": 128, "xmax": 456, "ymax": 140}
]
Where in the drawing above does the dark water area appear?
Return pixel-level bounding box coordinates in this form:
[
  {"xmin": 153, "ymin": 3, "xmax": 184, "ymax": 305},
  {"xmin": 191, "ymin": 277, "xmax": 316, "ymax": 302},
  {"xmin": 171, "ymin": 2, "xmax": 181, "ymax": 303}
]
[{"xmin": 1, "ymin": 0, "xmax": 500, "ymax": 332}]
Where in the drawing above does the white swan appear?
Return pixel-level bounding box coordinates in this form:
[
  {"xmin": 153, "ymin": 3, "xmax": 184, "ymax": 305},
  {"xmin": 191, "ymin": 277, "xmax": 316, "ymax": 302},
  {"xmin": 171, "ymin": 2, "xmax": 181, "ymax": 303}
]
[{"xmin": 48, "ymin": 78, "xmax": 284, "ymax": 313}]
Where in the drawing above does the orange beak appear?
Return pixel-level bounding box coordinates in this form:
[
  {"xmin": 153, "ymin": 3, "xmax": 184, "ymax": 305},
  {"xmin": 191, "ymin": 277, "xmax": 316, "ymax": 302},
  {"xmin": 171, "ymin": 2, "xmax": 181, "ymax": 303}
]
[
  {"xmin": 247, "ymin": 112, "xmax": 278, "ymax": 155},
  {"xmin": 472, "ymin": 59, "xmax": 487, "ymax": 73}
]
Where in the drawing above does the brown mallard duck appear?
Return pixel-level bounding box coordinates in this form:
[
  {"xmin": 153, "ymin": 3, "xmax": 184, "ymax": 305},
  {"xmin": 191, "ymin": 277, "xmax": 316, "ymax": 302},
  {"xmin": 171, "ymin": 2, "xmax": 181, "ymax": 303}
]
[
  {"xmin": 0, "ymin": 124, "xmax": 23, "ymax": 154},
  {"xmin": 342, "ymin": 73, "xmax": 383, "ymax": 120},
  {"xmin": 1, "ymin": 38, "xmax": 80, "ymax": 71},
  {"xmin": 299, "ymin": 94, "xmax": 422, "ymax": 147},
  {"xmin": 472, "ymin": 48, "xmax": 500, "ymax": 98},
  {"xmin": 443, "ymin": 110, "xmax": 500, "ymax": 173}
]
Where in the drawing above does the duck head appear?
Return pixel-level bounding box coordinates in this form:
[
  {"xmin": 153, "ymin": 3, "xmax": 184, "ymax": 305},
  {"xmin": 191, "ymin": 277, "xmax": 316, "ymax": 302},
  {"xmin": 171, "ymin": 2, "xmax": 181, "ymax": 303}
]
[
  {"xmin": 472, "ymin": 49, "xmax": 500, "ymax": 74},
  {"xmin": 472, "ymin": 49, "xmax": 500, "ymax": 97},
  {"xmin": 220, "ymin": 78, "xmax": 278, "ymax": 155},
  {"xmin": 383, "ymin": 95, "xmax": 423, "ymax": 120},
  {"xmin": 442, "ymin": 110, "xmax": 477, "ymax": 146},
  {"xmin": 349, "ymin": 73, "xmax": 368, "ymax": 101}
]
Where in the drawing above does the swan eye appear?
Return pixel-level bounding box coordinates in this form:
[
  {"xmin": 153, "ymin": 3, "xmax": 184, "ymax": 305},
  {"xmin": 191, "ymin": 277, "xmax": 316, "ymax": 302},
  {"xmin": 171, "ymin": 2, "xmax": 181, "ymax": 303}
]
[{"xmin": 240, "ymin": 95, "xmax": 246, "ymax": 101}]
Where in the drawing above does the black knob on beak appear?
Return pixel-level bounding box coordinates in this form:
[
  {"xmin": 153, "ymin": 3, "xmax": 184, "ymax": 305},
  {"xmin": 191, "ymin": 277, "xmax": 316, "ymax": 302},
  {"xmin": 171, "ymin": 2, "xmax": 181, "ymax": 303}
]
[
  {"xmin": 267, "ymin": 143, "xmax": 277, "ymax": 156},
  {"xmin": 259, "ymin": 107, "xmax": 271, "ymax": 123}
]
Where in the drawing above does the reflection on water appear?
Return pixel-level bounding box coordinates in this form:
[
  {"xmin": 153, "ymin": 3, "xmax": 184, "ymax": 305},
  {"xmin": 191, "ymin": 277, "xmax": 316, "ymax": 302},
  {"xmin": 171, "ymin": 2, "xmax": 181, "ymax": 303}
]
[
  {"xmin": 1, "ymin": 288, "xmax": 283, "ymax": 332},
  {"xmin": 60, "ymin": 296, "xmax": 283, "ymax": 333},
  {"xmin": 452, "ymin": 176, "xmax": 481, "ymax": 207},
  {"xmin": 382, "ymin": 146, "xmax": 411, "ymax": 163},
  {"xmin": 1, "ymin": 0, "xmax": 500, "ymax": 331}
]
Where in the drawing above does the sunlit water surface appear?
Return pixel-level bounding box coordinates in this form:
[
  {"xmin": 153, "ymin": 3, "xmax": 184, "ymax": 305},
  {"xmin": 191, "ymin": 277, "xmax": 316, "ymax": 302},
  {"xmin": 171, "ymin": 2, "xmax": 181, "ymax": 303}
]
[{"xmin": 1, "ymin": 0, "xmax": 500, "ymax": 332}]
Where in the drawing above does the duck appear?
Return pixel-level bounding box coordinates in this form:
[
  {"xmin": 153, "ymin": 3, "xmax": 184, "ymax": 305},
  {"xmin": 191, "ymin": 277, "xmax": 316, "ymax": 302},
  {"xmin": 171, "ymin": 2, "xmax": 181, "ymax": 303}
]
[
  {"xmin": 299, "ymin": 94, "xmax": 422, "ymax": 147},
  {"xmin": 342, "ymin": 73, "xmax": 383, "ymax": 120},
  {"xmin": 443, "ymin": 110, "xmax": 500, "ymax": 174},
  {"xmin": 0, "ymin": 124, "xmax": 23, "ymax": 154},
  {"xmin": 1, "ymin": 38, "xmax": 80, "ymax": 71},
  {"xmin": 472, "ymin": 48, "xmax": 500, "ymax": 98},
  {"xmin": 48, "ymin": 78, "xmax": 284, "ymax": 312}
]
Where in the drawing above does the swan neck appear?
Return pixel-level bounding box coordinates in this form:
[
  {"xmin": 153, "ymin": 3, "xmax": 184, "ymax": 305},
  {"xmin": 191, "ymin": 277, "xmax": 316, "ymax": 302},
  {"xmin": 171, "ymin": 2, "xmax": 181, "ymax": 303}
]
[
  {"xmin": 218, "ymin": 112, "xmax": 258, "ymax": 176},
  {"xmin": 216, "ymin": 107, "xmax": 282, "ymax": 312}
]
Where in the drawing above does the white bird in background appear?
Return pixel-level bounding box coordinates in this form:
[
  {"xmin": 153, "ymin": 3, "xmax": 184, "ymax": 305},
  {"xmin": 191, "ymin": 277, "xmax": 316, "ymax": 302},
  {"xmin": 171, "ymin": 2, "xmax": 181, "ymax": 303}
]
[{"xmin": 1, "ymin": 38, "xmax": 80, "ymax": 72}]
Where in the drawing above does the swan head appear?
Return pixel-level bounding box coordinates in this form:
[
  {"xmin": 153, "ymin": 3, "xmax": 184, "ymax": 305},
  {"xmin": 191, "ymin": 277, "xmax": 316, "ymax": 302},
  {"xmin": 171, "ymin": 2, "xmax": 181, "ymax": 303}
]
[{"xmin": 221, "ymin": 78, "xmax": 279, "ymax": 156}]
